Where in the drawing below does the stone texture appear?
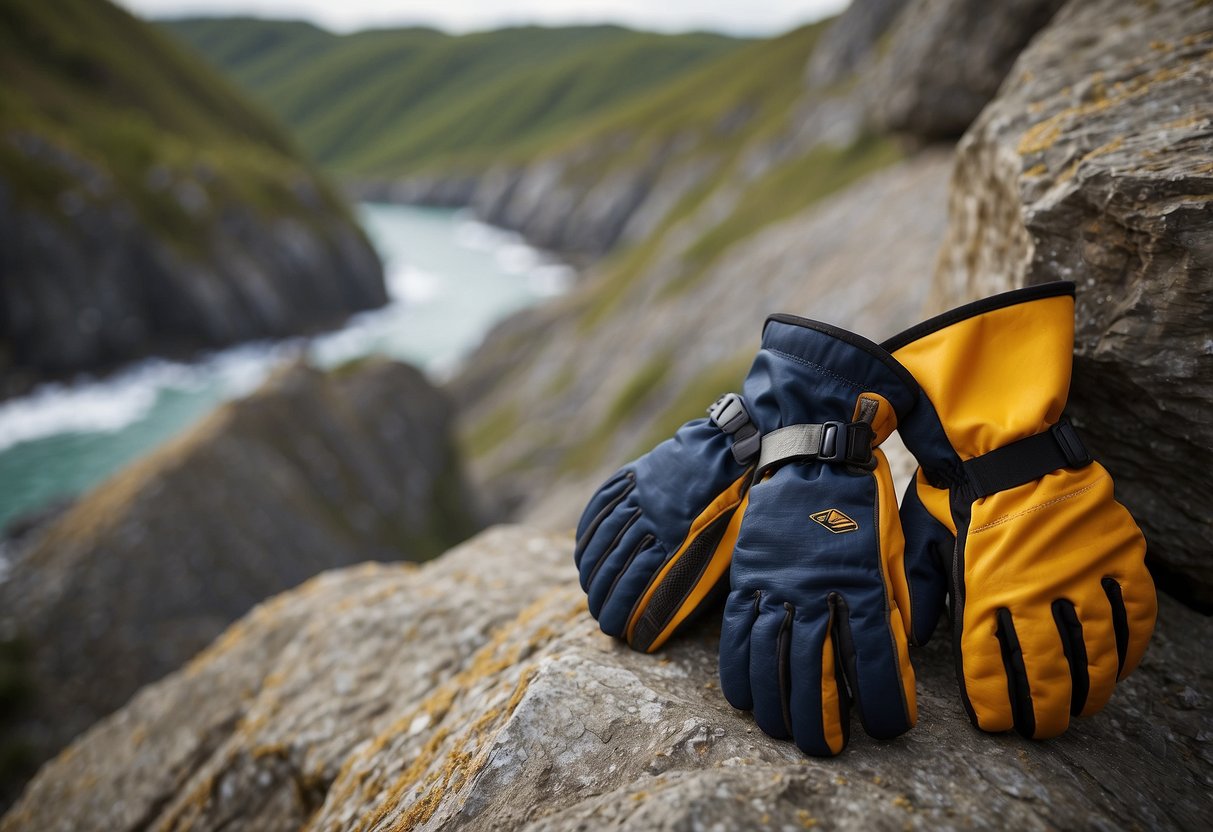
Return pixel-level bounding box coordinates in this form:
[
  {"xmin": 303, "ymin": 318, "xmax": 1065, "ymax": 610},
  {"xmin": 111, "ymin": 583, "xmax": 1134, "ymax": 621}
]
[
  {"xmin": 0, "ymin": 358, "xmax": 484, "ymax": 803},
  {"xmin": 934, "ymin": 0, "xmax": 1213, "ymax": 607},
  {"xmin": 867, "ymin": 0, "xmax": 1064, "ymax": 139},
  {"xmin": 4, "ymin": 526, "xmax": 1209, "ymax": 831}
]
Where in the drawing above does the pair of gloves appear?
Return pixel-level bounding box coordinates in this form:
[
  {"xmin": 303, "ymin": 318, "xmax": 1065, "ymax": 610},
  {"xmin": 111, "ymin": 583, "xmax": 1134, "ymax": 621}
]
[{"xmin": 574, "ymin": 282, "xmax": 1156, "ymax": 755}]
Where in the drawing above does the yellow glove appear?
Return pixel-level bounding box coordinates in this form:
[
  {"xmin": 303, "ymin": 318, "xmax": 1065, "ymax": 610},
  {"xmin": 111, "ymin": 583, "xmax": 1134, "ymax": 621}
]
[{"xmin": 886, "ymin": 282, "xmax": 1156, "ymax": 738}]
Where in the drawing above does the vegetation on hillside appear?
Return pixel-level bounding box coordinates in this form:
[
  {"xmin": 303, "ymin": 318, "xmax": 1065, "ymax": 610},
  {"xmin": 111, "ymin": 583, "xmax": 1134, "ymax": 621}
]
[
  {"xmin": 161, "ymin": 19, "xmax": 746, "ymax": 175},
  {"xmin": 0, "ymin": 0, "xmax": 352, "ymax": 240}
]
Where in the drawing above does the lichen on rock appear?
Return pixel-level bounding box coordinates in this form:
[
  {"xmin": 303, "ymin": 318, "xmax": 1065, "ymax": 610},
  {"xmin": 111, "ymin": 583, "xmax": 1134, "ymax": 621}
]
[{"xmin": 3, "ymin": 527, "xmax": 1209, "ymax": 831}]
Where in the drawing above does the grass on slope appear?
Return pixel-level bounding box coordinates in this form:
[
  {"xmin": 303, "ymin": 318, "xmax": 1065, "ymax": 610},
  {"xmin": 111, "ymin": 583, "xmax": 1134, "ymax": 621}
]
[
  {"xmin": 0, "ymin": 0, "xmax": 352, "ymax": 247},
  {"xmin": 161, "ymin": 19, "xmax": 747, "ymax": 176}
]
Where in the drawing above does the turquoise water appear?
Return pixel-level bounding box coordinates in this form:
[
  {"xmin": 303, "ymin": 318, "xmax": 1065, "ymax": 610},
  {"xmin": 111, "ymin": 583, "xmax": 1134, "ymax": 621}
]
[{"xmin": 0, "ymin": 204, "xmax": 571, "ymax": 531}]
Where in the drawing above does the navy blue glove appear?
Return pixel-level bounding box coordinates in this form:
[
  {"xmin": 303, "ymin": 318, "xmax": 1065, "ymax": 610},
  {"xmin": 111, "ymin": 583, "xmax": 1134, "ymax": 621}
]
[
  {"xmin": 574, "ymin": 396, "xmax": 756, "ymax": 651},
  {"xmin": 719, "ymin": 316, "xmax": 923, "ymax": 756}
]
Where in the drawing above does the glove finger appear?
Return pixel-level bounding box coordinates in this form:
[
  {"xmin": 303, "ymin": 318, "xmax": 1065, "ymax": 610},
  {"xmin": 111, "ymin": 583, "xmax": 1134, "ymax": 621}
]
[
  {"xmin": 1051, "ymin": 598, "xmax": 1093, "ymax": 717},
  {"xmin": 995, "ymin": 607, "xmax": 1072, "ymax": 739},
  {"xmin": 596, "ymin": 537, "xmax": 666, "ymax": 640},
  {"xmin": 833, "ymin": 593, "xmax": 916, "ymax": 741},
  {"xmin": 748, "ymin": 598, "xmax": 794, "ymax": 740},
  {"xmin": 578, "ymin": 505, "xmax": 640, "ymax": 594},
  {"xmin": 719, "ymin": 589, "xmax": 760, "ymax": 711},
  {"xmin": 899, "ymin": 471, "xmax": 952, "ymax": 646},
  {"xmin": 625, "ymin": 494, "xmax": 746, "ymax": 654},
  {"xmin": 1106, "ymin": 567, "xmax": 1156, "ymax": 682},
  {"xmin": 788, "ymin": 610, "xmax": 849, "ymax": 757},
  {"xmin": 1075, "ymin": 575, "xmax": 1147, "ymax": 717},
  {"xmin": 574, "ymin": 471, "xmax": 635, "ymax": 568},
  {"xmin": 586, "ymin": 521, "xmax": 653, "ymax": 622}
]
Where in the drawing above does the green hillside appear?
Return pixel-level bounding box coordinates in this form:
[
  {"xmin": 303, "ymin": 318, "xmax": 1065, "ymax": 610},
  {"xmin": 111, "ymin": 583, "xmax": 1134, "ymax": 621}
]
[
  {"xmin": 0, "ymin": 0, "xmax": 354, "ymax": 233},
  {"xmin": 160, "ymin": 19, "xmax": 746, "ymax": 175},
  {"xmin": 0, "ymin": 0, "xmax": 385, "ymax": 387}
]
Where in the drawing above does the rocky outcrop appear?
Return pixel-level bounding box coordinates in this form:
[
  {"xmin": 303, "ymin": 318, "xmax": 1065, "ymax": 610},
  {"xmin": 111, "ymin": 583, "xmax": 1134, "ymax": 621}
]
[
  {"xmin": 0, "ymin": 358, "xmax": 483, "ymax": 804},
  {"xmin": 866, "ymin": 0, "xmax": 1064, "ymax": 138},
  {"xmin": 934, "ymin": 0, "xmax": 1213, "ymax": 607},
  {"xmin": 0, "ymin": 141, "xmax": 386, "ymax": 398},
  {"xmin": 809, "ymin": 0, "xmax": 1064, "ymax": 139},
  {"xmin": 0, "ymin": 0, "xmax": 387, "ymax": 396},
  {"xmin": 454, "ymin": 150, "xmax": 954, "ymax": 527},
  {"xmin": 4, "ymin": 526, "xmax": 1209, "ymax": 830}
]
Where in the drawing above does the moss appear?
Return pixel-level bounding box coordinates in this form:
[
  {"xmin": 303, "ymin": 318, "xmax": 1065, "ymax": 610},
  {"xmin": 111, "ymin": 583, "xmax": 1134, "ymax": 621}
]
[
  {"xmin": 560, "ymin": 354, "xmax": 672, "ymax": 474},
  {"xmin": 576, "ymin": 170, "xmax": 723, "ymax": 334},
  {"xmin": 464, "ymin": 403, "xmax": 521, "ymax": 459}
]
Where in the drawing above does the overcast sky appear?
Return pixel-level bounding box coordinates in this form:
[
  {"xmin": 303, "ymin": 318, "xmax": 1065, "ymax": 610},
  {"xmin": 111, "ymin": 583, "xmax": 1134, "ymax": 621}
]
[{"xmin": 119, "ymin": 0, "xmax": 848, "ymax": 36}]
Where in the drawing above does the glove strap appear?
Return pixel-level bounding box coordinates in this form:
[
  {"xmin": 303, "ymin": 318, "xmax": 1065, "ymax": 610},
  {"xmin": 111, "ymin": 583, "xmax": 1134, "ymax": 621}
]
[
  {"xmin": 963, "ymin": 420, "xmax": 1092, "ymax": 499},
  {"xmin": 755, "ymin": 420, "xmax": 876, "ymax": 477},
  {"xmin": 708, "ymin": 393, "xmax": 761, "ymax": 465}
]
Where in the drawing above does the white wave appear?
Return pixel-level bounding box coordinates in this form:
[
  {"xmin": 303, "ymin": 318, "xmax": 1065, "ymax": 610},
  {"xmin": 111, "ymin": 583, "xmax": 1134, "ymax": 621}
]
[
  {"xmin": 495, "ymin": 242, "xmax": 543, "ymax": 275},
  {"xmin": 453, "ymin": 216, "xmax": 516, "ymax": 252},
  {"xmin": 0, "ymin": 366, "xmax": 167, "ymax": 451},
  {"xmin": 527, "ymin": 263, "xmax": 576, "ymax": 297},
  {"xmin": 390, "ymin": 264, "xmax": 442, "ymax": 304},
  {"xmin": 0, "ymin": 342, "xmax": 296, "ymax": 452}
]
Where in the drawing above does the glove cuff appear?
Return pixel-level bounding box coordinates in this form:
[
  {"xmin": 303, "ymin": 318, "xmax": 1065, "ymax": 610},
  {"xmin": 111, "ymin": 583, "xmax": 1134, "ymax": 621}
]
[{"xmin": 757, "ymin": 315, "xmax": 920, "ymax": 422}]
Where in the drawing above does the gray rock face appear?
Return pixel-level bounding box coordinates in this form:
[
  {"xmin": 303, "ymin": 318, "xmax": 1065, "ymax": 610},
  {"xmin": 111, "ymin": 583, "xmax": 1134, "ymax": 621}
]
[
  {"xmin": 808, "ymin": 0, "xmax": 1064, "ymax": 139},
  {"xmin": 0, "ymin": 358, "xmax": 483, "ymax": 803},
  {"xmin": 4, "ymin": 526, "xmax": 1208, "ymax": 830},
  {"xmin": 0, "ymin": 142, "xmax": 386, "ymax": 397},
  {"xmin": 805, "ymin": 0, "xmax": 903, "ymax": 88},
  {"xmin": 935, "ymin": 0, "xmax": 1213, "ymax": 607},
  {"xmin": 868, "ymin": 0, "xmax": 1065, "ymax": 138}
]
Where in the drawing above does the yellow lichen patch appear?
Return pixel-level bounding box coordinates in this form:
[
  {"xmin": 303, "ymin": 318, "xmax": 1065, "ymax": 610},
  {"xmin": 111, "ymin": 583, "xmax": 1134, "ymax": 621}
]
[
  {"xmin": 1058, "ymin": 136, "xmax": 1126, "ymax": 182},
  {"xmin": 1023, "ymin": 163, "xmax": 1048, "ymax": 177},
  {"xmin": 1016, "ymin": 57, "xmax": 1205, "ymax": 157},
  {"xmin": 328, "ymin": 592, "xmax": 579, "ymax": 831},
  {"xmin": 1018, "ymin": 121, "xmax": 1062, "ymax": 156}
]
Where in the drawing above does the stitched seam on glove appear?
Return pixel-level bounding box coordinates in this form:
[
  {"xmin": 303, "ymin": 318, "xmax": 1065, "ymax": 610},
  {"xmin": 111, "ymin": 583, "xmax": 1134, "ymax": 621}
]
[
  {"xmin": 968, "ymin": 481, "xmax": 1100, "ymax": 535},
  {"xmin": 765, "ymin": 348, "xmax": 868, "ymax": 392}
]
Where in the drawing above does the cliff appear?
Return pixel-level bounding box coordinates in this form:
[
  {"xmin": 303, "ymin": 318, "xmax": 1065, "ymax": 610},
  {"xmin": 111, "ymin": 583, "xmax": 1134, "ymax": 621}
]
[
  {"xmin": 0, "ymin": 358, "xmax": 483, "ymax": 805},
  {"xmin": 3, "ymin": 526, "xmax": 1208, "ymax": 831},
  {"xmin": 0, "ymin": 0, "xmax": 386, "ymax": 395}
]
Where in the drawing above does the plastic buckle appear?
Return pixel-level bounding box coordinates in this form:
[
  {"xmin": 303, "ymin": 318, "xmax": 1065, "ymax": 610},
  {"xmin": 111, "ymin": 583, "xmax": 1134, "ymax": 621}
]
[
  {"xmin": 708, "ymin": 393, "xmax": 760, "ymax": 465},
  {"xmin": 818, "ymin": 421, "xmax": 875, "ymax": 470},
  {"xmin": 1052, "ymin": 420, "xmax": 1092, "ymax": 468},
  {"xmin": 708, "ymin": 393, "xmax": 749, "ymax": 435},
  {"xmin": 817, "ymin": 421, "xmax": 846, "ymax": 462}
]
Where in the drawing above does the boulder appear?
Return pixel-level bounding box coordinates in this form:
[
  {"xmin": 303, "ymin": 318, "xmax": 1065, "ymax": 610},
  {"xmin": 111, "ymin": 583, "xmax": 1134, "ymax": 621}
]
[
  {"xmin": 0, "ymin": 358, "xmax": 484, "ymax": 804},
  {"xmin": 808, "ymin": 0, "xmax": 1064, "ymax": 140},
  {"xmin": 935, "ymin": 0, "xmax": 1213, "ymax": 607},
  {"xmin": 4, "ymin": 526, "xmax": 1209, "ymax": 830}
]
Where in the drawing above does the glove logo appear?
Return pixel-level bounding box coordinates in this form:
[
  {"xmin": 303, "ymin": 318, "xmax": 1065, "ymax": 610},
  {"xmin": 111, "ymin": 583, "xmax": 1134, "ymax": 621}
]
[{"xmin": 810, "ymin": 508, "xmax": 858, "ymax": 534}]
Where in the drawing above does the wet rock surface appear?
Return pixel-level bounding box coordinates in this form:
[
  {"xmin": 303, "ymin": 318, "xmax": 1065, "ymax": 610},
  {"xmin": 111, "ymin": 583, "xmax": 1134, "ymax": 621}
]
[
  {"xmin": 0, "ymin": 358, "xmax": 483, "ymax": 803},
  {"xmin": 934, "ymin": 0, "xmax": 1213, "ymax": 607},
  {"xmin": 4, "ymin": 526, "xmax": 1208, "ymax": 831}
]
